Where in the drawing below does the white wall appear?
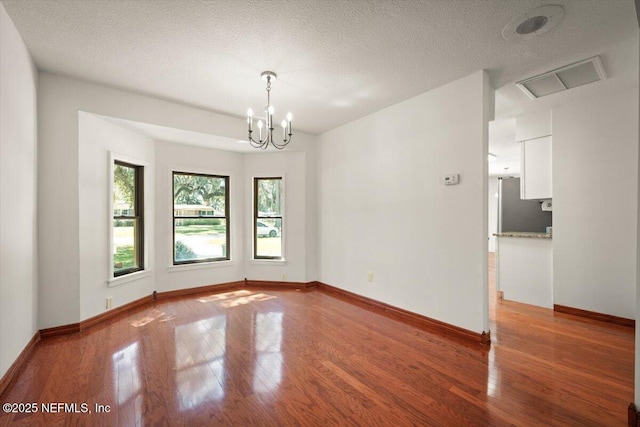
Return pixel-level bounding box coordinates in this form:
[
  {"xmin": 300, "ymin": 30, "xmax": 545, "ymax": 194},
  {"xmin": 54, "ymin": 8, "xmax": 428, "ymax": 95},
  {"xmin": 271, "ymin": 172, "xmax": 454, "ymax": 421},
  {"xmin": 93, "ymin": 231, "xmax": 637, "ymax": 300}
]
[
  {"xmin": 78, "ymin": 114, "xmax": 156, "ymax": 320},
  {"xmin": 636, "ymin": 38, "xmax": 640, "ymax": 409},
  {"xmin": 553, "ymin": 88, "xmax": 639, "ymax": 319},
  {"xmin": 318, "ymin": 70, "xmax": 492, "ymax": 334},
  {"xmin": 304, "ymin": 143, "xmax": 318, "ymax": 282},
  {"xmin": 0, "ymin": 4, "xmax": 38, "ymax": 378},
  {"xmin": 634, "ymin": 2, "xmax": 640, "ymax": 405},
  {"xmin": 38, "ymin": 73, "xmax": 318, "ymax": 328},
  {"xmin": 488, "ymin": 176, "xmax": 499, "ymax": 252},
  {"xmin": 154, "ymin": 141, "xmax": 245, "ymax": 292}
]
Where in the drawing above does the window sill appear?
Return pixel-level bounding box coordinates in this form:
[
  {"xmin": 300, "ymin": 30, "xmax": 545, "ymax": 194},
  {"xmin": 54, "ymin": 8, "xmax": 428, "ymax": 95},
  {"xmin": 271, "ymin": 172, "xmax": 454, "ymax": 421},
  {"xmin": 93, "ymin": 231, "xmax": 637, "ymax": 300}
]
[
  {"xmin": 107, "ymin": 270, "xmax": 151, "ymax": 288},
  {"xmin": 249, "ymin": 259, "xmax": 287, "ymax": 266},
  {"xmin": 167, "ymin": 260, "xmax": 235, "ymax": 273}
]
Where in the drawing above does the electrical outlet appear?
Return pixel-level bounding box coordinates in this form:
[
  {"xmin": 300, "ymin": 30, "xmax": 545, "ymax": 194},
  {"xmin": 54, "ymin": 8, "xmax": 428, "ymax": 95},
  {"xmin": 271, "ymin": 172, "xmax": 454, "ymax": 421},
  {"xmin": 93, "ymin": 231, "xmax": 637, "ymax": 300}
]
[
  {"xmin": 106, "ymin": 297, "xmax": 113, "ymax": 309},
  {"xmin": 367, "ymin": 272, "xmax": 374, "ymax": 283},
  {"xmin": 281, "ymin": 272, "xmax": 287, "ymax": 281}
]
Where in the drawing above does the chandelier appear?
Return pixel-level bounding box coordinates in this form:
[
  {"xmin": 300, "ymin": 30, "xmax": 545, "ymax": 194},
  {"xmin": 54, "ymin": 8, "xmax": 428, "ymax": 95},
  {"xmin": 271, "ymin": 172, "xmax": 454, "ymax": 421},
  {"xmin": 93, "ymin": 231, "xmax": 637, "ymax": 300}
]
[{"xmin": 247, "ymin": 71, "xmax": 292, "ymax": 149}]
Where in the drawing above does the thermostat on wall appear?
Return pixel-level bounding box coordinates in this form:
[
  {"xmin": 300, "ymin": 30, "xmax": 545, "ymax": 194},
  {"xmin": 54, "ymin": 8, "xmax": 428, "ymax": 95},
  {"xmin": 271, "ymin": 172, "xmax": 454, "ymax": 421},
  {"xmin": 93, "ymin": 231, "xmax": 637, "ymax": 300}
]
[{"xmin": 444, "ymin": 174, "xmax": 459, "ymax": 185}]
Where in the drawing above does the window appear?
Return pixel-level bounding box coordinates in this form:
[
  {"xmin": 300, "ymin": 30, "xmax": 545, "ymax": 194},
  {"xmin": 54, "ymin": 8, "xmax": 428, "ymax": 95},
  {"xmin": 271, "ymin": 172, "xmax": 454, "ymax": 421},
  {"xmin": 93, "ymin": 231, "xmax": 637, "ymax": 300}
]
[
  {"xmin": 173, "ymin": 172, "xmax": 229, "ymax": 264},
  {"xmin": 254, "ymin": 177, "xmax": 283, "ymax": 259},
  {"xmin": 113, "ymin": 161, "xmax": 144, "ymax": 276}
]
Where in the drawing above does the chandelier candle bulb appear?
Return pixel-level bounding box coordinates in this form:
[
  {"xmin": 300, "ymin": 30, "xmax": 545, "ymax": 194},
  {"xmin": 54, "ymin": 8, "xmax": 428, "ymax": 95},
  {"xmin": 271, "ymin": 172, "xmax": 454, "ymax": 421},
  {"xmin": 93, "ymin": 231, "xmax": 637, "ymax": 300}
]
[
  {"xmin": 281, "ymin": 120, "xmax": 287, "ymax": 139},
  {"xmin": 268, "ymin": 105, "xmax": 274, "ymax": 129}
]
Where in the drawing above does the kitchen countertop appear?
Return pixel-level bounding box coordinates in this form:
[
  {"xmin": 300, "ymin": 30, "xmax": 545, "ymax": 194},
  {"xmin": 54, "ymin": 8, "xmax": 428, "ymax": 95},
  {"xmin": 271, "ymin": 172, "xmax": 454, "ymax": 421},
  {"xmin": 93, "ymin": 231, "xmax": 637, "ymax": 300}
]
[{"xmin": 494, "ymin": 232, "xmax": 552, "ymax": 239}]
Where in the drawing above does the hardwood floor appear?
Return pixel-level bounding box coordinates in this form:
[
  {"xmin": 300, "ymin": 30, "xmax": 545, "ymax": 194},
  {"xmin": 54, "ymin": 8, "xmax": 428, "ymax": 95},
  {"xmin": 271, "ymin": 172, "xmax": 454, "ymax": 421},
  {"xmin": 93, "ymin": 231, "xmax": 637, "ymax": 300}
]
[{"xmin": 0, "ymin": 260, "xmax": 634, "ymax": 426}]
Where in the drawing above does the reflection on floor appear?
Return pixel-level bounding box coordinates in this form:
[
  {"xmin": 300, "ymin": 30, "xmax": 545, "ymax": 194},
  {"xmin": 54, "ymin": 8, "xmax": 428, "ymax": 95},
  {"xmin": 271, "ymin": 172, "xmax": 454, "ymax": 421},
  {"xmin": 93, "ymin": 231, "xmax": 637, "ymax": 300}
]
[{"xmin": 0, "ymin": 274, "xmax": 633, "ymax": 426}]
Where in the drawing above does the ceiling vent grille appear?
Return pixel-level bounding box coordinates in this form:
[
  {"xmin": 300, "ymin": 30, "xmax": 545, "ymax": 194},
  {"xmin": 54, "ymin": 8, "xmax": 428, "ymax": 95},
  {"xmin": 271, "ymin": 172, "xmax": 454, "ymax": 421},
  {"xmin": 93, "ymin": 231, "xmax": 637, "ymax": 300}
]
[{"xmin": 516, "ymin": 56, "xmax": 607, "ymax": 99}]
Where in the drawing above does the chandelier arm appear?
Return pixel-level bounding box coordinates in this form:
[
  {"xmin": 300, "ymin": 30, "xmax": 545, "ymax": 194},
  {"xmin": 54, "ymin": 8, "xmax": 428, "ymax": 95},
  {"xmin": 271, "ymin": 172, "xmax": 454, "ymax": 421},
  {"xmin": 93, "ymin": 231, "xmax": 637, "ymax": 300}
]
[
  {"xmin": 270, "ymin": 134, "xmax": 292, "ymax": 150},
  {"xmin": 248, "ymin": 132, "xmax": 291, "ymax": 150},
  {"xmin": 248, "ymin": 133, "xmax": 268, "ymax": 149},
  {"xmin": 248, "ymin": 127, "xmax": 292, "ymax": 149}
]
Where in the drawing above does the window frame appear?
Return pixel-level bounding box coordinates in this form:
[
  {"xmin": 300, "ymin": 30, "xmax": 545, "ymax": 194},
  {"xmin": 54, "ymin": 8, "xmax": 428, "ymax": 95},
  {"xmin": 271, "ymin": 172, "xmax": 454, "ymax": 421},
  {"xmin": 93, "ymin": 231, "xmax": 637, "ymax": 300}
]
[
  {"xmin": 172, "ymin": 171, "xmax": 230, "ymax": 265},
  {"xmin": 253, "ymin": 177, "xmax": 284, "ymax": 260},
  {"xmin": 112, "ymin": 159, "xmax": 145, "ymax": 277}
]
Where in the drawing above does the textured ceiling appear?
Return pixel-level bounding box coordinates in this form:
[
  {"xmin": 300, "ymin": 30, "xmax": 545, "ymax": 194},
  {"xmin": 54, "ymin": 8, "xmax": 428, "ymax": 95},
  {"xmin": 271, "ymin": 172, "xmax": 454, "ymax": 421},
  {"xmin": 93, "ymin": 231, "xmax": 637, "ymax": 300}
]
[{"xmin": 1, "ymin": 0, "xmax": 638, "ymax": 136}]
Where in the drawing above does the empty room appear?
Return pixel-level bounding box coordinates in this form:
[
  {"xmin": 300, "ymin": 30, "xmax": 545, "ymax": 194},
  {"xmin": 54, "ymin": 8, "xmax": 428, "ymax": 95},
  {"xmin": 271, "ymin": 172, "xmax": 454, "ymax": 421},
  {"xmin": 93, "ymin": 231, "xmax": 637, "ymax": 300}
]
[{"xmin": 1, "ymin": 0, "xmax": 639, "ymax": 425}]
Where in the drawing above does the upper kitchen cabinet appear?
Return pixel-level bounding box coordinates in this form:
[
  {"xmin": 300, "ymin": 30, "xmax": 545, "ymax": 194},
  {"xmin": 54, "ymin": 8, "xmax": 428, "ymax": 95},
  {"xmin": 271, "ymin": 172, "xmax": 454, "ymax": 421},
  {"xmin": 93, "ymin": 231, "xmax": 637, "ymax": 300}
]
[
  {"xmin": 520, "ymin": 136, "xmax": 552, "ymax": 199},
  {"xmin": 516, "ymin": 111, "xmax": 552, "ymax": 200}
]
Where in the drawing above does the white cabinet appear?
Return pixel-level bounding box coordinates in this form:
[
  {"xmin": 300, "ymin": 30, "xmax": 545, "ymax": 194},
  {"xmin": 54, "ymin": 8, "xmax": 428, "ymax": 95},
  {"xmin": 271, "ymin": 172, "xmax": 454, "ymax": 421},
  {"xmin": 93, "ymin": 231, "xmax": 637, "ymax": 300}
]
[
  {"xmin": 516, "ymin": 110, "xmax": 552, "ymax": 200},
  {"xmin": 520, "ymin": 136, "xmax": 552, "ymax": 200}
]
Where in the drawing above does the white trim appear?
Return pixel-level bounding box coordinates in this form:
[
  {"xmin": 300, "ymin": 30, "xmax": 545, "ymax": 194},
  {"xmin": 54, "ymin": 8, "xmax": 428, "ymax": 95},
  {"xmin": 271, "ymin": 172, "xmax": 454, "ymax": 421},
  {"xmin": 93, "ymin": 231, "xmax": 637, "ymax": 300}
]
[
  {"xmin": 249, "ymin": 259, "xmax": 287, "ymax": 266},
  {"xmin": 108, "ymin": 151, "xmax": 151, "ymax": 282},
  {"xmin": 107, "ymin": 270, "xmax": 152, "ymax": 287},
  {"xmin": 167, "ymin": 260, "xmax": 235, "ymax": 272}
]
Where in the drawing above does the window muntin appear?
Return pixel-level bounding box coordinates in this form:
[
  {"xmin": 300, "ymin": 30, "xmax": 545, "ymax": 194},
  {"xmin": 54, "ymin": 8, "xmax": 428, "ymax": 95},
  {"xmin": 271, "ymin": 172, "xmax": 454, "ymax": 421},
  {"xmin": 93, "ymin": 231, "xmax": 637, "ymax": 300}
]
[
  {"xmin": 173, "ymin": 172, "xmax": 230, "ymax": 264},
  {"xmin": 113, "ymin": 161, "xmax": 144, "ymax": 276},
  {"xmin": 254, "ymin": 178, "xmax": 283, "ymax": 259}
]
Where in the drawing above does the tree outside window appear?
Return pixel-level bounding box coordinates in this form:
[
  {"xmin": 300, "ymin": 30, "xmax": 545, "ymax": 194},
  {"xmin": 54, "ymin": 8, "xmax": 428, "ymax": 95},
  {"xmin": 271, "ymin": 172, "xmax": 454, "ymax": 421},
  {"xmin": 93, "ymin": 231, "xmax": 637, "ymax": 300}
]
[{"xmin": 173, "ymin": 172, "xmax": 230, "ymax": 264}]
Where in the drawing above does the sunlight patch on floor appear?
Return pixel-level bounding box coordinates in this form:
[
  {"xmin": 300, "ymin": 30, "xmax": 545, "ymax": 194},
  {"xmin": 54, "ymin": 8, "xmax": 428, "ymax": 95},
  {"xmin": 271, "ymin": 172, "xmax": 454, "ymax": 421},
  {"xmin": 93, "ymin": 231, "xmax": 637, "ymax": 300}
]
[
  {"xmin": 198, "ymin": 290, "xmax": 276, "ymax": 307},
  {"xmin": 130, "ymin": 309, "xmax": 169, "ymax": 327}
]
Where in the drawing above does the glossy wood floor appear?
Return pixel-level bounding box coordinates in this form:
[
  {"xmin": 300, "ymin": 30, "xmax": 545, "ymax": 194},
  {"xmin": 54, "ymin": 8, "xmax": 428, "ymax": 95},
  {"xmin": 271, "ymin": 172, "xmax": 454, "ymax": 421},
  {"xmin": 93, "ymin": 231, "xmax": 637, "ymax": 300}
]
[{"xmin": 1, "ymin": 256, "xmax": 634, "ymax": 426}]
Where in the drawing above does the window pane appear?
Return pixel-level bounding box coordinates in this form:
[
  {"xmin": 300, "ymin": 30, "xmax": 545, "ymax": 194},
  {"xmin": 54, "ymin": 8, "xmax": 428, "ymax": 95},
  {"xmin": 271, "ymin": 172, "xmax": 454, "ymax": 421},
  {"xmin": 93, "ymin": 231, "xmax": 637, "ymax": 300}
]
[
  {"xmin": 174, "ymin": 174, "xmax": 226, "ymax": 217},
  {"xmin": 257, "ymin": 179, "xmax": 281, "ymax": 216},
  {"xmin": 114, "ymin": 164, "xmax": 136, "ymax": 216},
  {"xmin": 175, "ymin": 218, "xmax": 227, "ymax": 262},
  {"xmin": 256, "ymin": 218, "xmax": 281, "ymax": 258},
  {"xmin": 173, "ymin": 172, "xmax": 229, "ymax": 264},
  {"xmin": 113, "ymin": 219, "xmax": 140, "ymax": 272}
]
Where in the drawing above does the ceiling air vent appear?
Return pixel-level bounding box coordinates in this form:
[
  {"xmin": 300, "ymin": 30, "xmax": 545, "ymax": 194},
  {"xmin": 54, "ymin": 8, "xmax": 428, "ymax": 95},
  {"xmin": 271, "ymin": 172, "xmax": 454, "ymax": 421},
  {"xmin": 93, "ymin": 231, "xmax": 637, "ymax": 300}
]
[
  {"xmin": 516, "ymin": 56, "xmax": 607, "ymax": 99},
  {"xmin": 502, "ymin": 5, "xmax": 564, "ymax": 41}
]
